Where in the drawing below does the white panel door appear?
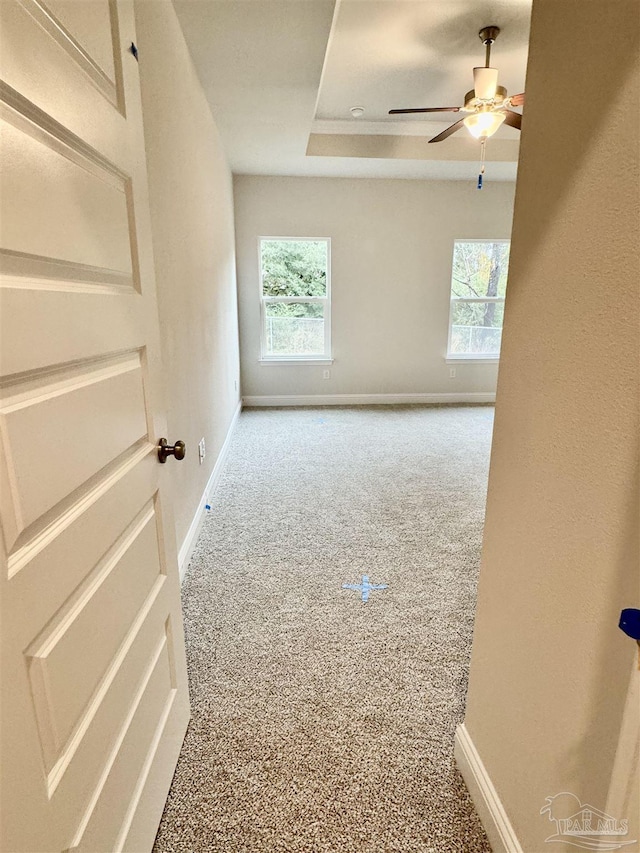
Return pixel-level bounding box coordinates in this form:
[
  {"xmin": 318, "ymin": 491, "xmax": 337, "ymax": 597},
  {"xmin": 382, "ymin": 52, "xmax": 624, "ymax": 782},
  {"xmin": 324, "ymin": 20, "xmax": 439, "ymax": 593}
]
[{"xmin": 0, "ymin": 1, "xmax": 190, "ymax": 850}]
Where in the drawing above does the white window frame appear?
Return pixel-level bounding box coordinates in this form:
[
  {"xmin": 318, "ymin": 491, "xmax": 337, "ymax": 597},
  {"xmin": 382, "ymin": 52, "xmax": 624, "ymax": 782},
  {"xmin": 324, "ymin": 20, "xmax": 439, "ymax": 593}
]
[
  {"xmin": 446, "ymin": 238, "xmax": 510, "ymax": 363},
  {"xmin": 259, "ymin": 236, "xmax": 332, "ymax": 363}
]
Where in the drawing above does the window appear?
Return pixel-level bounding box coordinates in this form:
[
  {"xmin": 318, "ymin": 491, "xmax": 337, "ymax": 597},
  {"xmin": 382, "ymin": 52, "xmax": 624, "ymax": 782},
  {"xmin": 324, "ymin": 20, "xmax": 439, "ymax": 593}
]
[
  {"xmin": 447, "ymin": 240, "xmax": 510, "ymax": 360},
  {"xmin": 259, "ymin": 238, "xmax": 331, "ymax": 361}
]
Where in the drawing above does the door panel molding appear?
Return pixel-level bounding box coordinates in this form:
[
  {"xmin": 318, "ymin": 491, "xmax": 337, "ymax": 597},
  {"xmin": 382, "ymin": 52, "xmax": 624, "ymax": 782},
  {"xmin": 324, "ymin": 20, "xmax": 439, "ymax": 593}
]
[
  {"xmin": 44, "ymin": 576, "xmax": 167, "ymax": 799},
  {"xmin": 1, "ymin": 80, "xmax": 127, "ymax": 186},
  {"xmin": 17, "ymin": 0, "xmax": 124, "ymax": 111},
  {"xmin": 6, "ymin": 438, "xmax": 152, "ymax": 578},
  {"xmin": 0, "ymin": 248, "xmax": 134, "ymax": 292},
  {"xmin": 67, "ymin": 623, "xmax": 177, "ymax": 852}
]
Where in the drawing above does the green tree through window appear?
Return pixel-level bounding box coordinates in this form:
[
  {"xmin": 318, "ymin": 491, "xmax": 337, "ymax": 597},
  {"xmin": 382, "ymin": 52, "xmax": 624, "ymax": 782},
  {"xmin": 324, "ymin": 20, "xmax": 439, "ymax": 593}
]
[
  {"xmin": 448, "ymin": 241, "xmax": 510, "ymax": 358},
  {"xmin": 260, "ymin": 239, "xmax": 331, "ymax": 357}
]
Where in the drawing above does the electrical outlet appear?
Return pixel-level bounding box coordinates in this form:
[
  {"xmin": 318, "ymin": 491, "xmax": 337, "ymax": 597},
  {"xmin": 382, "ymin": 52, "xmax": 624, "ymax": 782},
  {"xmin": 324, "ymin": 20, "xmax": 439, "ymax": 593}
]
[
  {"xmin": 198, "ymin": 438, "xmax": 206, "ymax": 464},
  {"xmin": 322, "ymin": 369, "xmax": 331, "ymax": 380},
  {"xmin": 449, "ymin": 367, "xmax": 456, "ymax": 379}
]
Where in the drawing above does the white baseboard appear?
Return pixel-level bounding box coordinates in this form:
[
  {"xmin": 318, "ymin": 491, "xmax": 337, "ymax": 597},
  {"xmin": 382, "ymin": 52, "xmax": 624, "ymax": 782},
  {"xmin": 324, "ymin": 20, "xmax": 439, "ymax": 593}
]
[
  {"xmin": 455, "ymin": 724, "xmax": 523, "ymax": 853},
  {"xmin": 242, "ymin": 392, "xmax": 496, "ymax": 407},
  {"xmin": 177, "ymin": 400, "xmax": 242, "ymax": 584}
]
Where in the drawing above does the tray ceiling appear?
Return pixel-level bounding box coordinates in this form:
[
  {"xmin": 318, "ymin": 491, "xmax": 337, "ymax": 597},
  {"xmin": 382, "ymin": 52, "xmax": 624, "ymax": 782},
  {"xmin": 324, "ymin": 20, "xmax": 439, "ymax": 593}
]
[{"xmin": 174, "ymin": 0, "xmax": 531, "ymax": 180}]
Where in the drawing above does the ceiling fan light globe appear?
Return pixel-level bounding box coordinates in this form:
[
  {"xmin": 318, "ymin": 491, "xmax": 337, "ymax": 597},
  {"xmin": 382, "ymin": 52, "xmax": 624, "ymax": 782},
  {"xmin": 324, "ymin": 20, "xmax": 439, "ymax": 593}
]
[
  {"xmin": 463, "ymin": 110, "xmax": 506, "ymax": 139},
  {"xmin": 473, "ymin": 66, "xmax": 499, "ymax": 100}
]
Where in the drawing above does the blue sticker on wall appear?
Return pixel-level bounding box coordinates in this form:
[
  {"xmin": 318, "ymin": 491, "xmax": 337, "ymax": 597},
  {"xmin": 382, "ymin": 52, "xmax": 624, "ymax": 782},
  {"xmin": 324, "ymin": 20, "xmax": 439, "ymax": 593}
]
[{"xmin": 342, "ymin": 574, "xmax": 388, "ymax": 603}]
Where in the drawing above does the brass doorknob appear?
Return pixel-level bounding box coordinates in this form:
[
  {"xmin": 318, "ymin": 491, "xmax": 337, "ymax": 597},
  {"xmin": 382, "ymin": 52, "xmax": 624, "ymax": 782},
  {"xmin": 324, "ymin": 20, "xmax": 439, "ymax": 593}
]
[{"xmin": 157, "ymin": 438, "xmax": 186, "ymax": 463}]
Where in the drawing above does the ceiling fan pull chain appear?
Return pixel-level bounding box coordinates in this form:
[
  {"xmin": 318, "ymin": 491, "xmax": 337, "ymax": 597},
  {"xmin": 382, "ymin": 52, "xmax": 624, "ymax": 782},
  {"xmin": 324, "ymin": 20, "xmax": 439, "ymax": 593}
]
[{"xmin": 477, "ymin": 138, "xmax": 487, "ymax": 189}]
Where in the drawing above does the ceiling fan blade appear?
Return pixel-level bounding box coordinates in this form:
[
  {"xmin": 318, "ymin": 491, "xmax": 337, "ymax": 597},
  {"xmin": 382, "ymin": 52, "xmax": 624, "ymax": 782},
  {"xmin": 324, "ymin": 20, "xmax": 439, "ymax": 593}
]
[
  {"xmin": 510, "ymin": 92, "xmax": 525, "ymax": 107},
  {"xmin": 503, "ymin": 109, "xmax": 522, "ymax": 130},
  {"xmin": 388, "ymin": 107, "xmax": 461, "ymax": 115},
  {"xmin": 428, "ymin": 118, "xmax": 466, "ymax": 143}
]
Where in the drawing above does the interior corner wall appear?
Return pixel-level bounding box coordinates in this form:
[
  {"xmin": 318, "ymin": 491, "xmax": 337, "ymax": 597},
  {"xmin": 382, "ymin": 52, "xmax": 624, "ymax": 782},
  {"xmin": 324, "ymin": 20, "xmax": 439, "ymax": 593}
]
[
  {"xmin": 233, "ymin": 176, "xmax": 515, "ymax": 399},
  {"xmin": 463, "ymin": 0, "xmax": 639, "ymax": 850},
  {"xmin": 134, "ymin": 0, "xmax": 240, "ymax": 549}
]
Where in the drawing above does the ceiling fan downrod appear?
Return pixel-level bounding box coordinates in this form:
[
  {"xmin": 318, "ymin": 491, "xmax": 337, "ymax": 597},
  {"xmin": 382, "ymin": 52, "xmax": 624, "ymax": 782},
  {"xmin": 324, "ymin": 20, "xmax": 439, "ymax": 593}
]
[{"xmin": 479, "ymin": 25, "xmax": 500, "ymax": 67}]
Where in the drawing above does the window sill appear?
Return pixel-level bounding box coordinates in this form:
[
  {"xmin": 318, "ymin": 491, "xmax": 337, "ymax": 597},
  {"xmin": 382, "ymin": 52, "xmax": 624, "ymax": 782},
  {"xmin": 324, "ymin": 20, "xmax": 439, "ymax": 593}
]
[
  {"xmin": 445, "ymin": 356, "xmax": 500, "ymax": 364},
  {"xmin": 259, "ymin": 358, "xmax": 334, "ymax": 366}
]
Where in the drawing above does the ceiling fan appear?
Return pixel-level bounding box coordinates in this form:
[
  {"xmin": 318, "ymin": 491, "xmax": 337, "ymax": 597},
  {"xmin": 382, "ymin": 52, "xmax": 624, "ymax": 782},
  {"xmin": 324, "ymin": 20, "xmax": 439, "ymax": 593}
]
[{"xmin": 388, "ymin": 26, "xmax": 525, "ymax": 145}]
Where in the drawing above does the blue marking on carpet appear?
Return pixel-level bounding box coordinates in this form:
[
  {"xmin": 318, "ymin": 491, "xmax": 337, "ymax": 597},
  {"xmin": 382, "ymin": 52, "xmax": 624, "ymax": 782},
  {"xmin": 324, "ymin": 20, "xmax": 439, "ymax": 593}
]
[{"xmin": 342, "ymin": 574, "xmax": 388, "ymax": 603}]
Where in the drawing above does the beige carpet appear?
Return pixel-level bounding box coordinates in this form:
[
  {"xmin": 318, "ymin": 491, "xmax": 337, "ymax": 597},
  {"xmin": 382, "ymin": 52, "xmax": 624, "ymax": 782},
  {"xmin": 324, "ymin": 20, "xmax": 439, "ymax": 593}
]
[{"xmin": 154, "ymin": 405, "xmax": 493, "ymax": 852}]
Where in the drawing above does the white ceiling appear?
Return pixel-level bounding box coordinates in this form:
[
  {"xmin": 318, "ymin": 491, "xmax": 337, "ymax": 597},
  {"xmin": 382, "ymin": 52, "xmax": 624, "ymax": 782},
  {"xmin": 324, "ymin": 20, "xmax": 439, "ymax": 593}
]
[{"xmin": 173, "ymin": 0, "xmax": 532, "ymax": 181}]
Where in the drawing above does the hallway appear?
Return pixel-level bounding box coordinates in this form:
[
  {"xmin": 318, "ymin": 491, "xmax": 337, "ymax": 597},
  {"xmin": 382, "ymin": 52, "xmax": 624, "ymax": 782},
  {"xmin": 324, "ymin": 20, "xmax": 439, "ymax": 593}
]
[{"xmin": 154, "ymin": 406, "xmax": 493, "ymax": 852}]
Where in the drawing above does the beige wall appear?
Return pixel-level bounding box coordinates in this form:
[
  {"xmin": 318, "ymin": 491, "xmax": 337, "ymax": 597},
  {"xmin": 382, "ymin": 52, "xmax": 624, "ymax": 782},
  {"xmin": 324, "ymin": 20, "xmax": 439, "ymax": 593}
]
[
  {"xmin": 135, "ymin": 0, "xmax": 240, "ymax": 548},
  {"xmin": 464, "ymin": 1, "xmax": 639, "ymax": 850},
  {"xmin": 234, "ymin": 176, "xmax": 515, "ymax": 399}
]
